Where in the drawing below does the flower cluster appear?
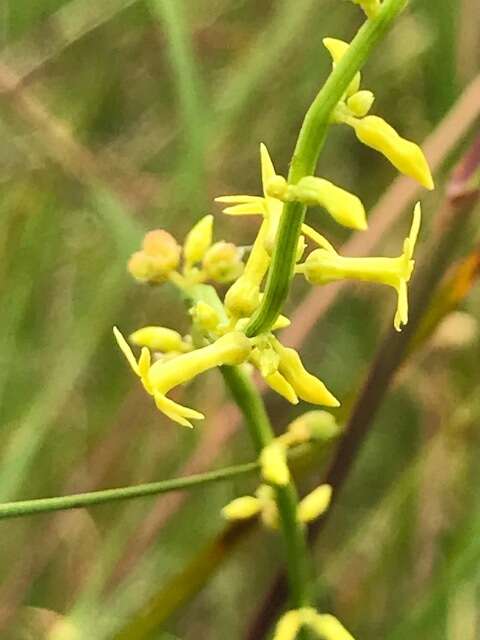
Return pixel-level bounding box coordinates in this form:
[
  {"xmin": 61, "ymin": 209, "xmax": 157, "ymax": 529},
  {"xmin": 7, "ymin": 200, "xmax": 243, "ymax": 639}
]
[{"xmin": 114, "ymin": 20, "xmax": 433, "ymax": 638}]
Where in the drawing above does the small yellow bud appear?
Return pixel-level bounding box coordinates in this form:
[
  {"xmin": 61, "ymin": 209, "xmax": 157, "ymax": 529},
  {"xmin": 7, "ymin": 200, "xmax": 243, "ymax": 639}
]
[
  {"xmin": 272, "ymin": 610, "xmax": 302, "ymax": 640},
  {"xmin": 297, "ymin": 484, "xmax": 332, "ymax": 523},
  {"xmin": 286, "ymin": 411, "xmax": 341, "ymax": 445},
  {"xmin": 222, "ymin": 496, "xmax": 261, "ymax": 520},
  {"xmin": 129, "ymin": 326, "xmax": 189, "ymax": 353},
  {"xmin": 323, "ymin": 37, "xmax": 360, "ymax": 97},
  {"xmin": 347, "ymin": 90, "xmax": 375, "ymax": 117},
  {"xmin": 266, "ymin": 175, "xmax": 289, "ymax": 200},
  {"xmin": 350, "ymin": 115, "xmax": 434, "ymax": 190},
  {"xmin": 260, "ymin": 442, "xmax": 290, "ymax": 486},
  {"xmin": 143, "ymin": 229, "xmax": 181, "ymax": 265},
  {"xmin": 183, "ymin": 215, "xmax": 214, "ymax": 267},
  {"xmin": 224, "ymin": 274, "xmax": 261, "ymax": 318},
  {"xmin": 127, "ymin": 251, "xmax": 155, "ymax": 282},
  {"xmin": 272, "ymin": 314, "xmax": 291, "ymax": 330},
  {"xmin": 291, "ymin": 177, "xmax": 367, "ymax": 231},
  {"xmin": 202, "ymin": 241, "xmax": 244, "ymax": 283},
  {"xmin": 190, "ymin": 301, "xmax": 221, "ymax": 332}
]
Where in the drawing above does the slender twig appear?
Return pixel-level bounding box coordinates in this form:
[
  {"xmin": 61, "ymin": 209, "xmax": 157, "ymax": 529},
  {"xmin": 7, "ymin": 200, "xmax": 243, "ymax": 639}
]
[
  {"xmin": 0, "ymin": 462, "xmax": 258, "ymax": 521},
  {"xmin": 246, "ymin": 132, "xmax": 480, "ymax": 640},
  {"xmin": 245, "ymin": 0, "xmax": 408, "ymax": 337}
]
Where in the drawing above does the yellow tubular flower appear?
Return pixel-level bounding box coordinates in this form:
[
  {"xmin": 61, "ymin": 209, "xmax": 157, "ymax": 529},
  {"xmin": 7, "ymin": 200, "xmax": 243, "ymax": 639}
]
[
  {"xmin": 114, "ymin": 328, "xmax": 251, "ymax": 427},
  {"xmin": 348, "ymin": 115, "xmax": 434, "ymax": 190},
  {"xmin": 221, "ymin": 496, "xmax": 261, "ymax": 520},
  {"xmin": 297, "ymin": 484, "xmax": 332, "ymax": 523},
  {"xmin": 272, "ymin": 338, "xmax": 340, "ymax": 407},
  {"xmin": 183, "ymin": 214, "xmax": 214, "ymax": 268},
  {"xmin": 260, "ymin": 442, "xmax": 290, "ymax": 486},
  {"xmin": 323, "ymin": 37, "xmax": 361, "ymax": 97},
  {"xmin": 129, "ymin": 326, "xmax": 190, "ymax": 353},
  {"xmin": 303, "ymin": 204, "xmax": 421, "ymax": 331}
]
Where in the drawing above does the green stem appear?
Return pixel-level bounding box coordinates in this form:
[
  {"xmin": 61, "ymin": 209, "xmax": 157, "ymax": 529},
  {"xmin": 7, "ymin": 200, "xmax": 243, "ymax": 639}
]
[
  {"xmin": 0, "ymin": 462, "xmax": 258, "ymax": 521},
  {"xmin": 221, "ymin": 365, "xmax": 311, "ymax": 610},
  {"xmin": 245, "ymin": 0, "xmax": 408, "ymax": 337}
]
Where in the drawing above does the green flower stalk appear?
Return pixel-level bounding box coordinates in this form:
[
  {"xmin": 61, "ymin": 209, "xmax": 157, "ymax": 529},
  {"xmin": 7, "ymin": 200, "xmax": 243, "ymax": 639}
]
[{"xmin": 113, "ymin": 0, "xmax": 429, "ymax": 635}]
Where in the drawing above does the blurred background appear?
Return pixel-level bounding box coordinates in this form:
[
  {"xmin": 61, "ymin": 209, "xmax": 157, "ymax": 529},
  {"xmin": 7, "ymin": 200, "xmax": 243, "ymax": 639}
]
[{"xmin": 0, "ymin": 0, "xmax": 479, "ymax": 638}]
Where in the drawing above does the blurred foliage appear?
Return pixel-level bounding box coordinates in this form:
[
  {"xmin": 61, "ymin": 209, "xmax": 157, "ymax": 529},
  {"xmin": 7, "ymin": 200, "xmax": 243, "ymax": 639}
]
[{"xmin": 0, "ymin": 1, "xmax": 479, "ymax": 639}]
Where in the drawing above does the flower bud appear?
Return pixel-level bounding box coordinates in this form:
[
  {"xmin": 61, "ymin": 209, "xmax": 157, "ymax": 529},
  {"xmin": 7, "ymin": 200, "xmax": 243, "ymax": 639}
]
[
  {"xmin": 350, "ymin": 115, "xmax": 434, "ymax": 190},
  {"xmin": 190, "ymin": 301, "xmax": 221, "ymax": 332},
  {"xmin": 225, "ymin": 274, "xmax": 261, "ymax": 318},
  {"xmin": 129, "ymin": 326, "xmax": 189, "ymax": 353},
  {"xmin": 183, "ymin": 215, "xmax": 214, "ymax": 267},
  {"xmin": 352, "ymin": 0, "xmax": 381, "ymax": 18},
  {"xmin": 265, "ymin": 175, "xmax": 288, "ymax": 200},
  {"xmin": 347, "ymin": 90, "xmax": 375, "ymax": 117},
  {"xmin": 202, "ymin": 241, "xmax": 244, "ymax": 283},
  {"xmin": 222, "ymin": 496, "xmax": 261, "ymax": 520},
  {"xmin": 286, "ymin": 410, "xmax": 341, "ymax": 445},
  {"xmin": 297, "ymin": 484, "xmax": 332, "ymax": 523},
  {"xmin": 292, "ymin": 177, "xmax": 367, "ymax": 230},
  {"xmin": 127, "ymin": 251, "xmax": 155, "ymax": 282},
  {"xmin": 260, "ymin": 442, "xmax": 290, "ymax": 486}
]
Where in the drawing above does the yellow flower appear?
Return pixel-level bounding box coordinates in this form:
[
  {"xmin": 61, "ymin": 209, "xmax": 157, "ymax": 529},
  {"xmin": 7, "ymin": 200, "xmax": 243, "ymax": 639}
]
[
  {"xmin": 279, "ymin": 411, "xmax": 341, "ymax": 447},
  {"xmin": 302, "ymin": 203, "xmax": 421, "ymax": 331},
  {"xmin": 346, "ymin": 90, "xmax": 375, "ymax": 118},
  {"xmin": 268, "ymin": 175, "xmax": 367, "ymax": 231},
  {"xmin": 114, "ymin": 327, "xmax": 251, "ymax": 427},
  {"xmin": 346, "ymin": 115, "xmax": 434, "ymax": 190},
  {"xmin": 202, "ymin": 241, "xmax": 244, "ymax": 283},
  {"xmin": 127, "ymin": 230, "xmax": 181, "ymax": 283}
]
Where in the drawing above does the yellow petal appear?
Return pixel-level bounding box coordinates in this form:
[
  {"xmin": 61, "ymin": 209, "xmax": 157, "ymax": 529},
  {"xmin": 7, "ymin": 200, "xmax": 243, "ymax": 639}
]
[
  {"xmin": 153, "ymin": 392, "xmax": 203, "ymax": 428},
  {"xmin": 264, "ymin": 371, "xmax": 299, "ymax": 405},
  {"xmin": 260, "ymin": 143, "xmax": 277, "ymax": 197},
  {"xmin": 222, "ymin": 203, "xmax": 265, "ymax": 216},
  {"xmin": 323, "ymin": 37, "xmax": 361, "ymax": 97},
  {"xmin": 302, "ymin": 224, "xmax": 338, "ymax": 254},
  {"xmin": 113, "ymin": 326, "xmax": 140, "ymax": 376},
  {"xmin": 221, "ymin": 496, "xmax": 261, "ymax": 520},
  {"xmin": 215, "ymin": 195, "xmax": 264, "ymax": 204},
  {"xmin": 138, "ymin": 347, "xmax": 151, "ymax": 378}
]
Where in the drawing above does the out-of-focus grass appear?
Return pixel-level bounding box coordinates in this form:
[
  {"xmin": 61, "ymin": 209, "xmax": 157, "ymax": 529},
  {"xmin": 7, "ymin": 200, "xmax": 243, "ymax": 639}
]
[{"xmin": 0, "ymin": 1, "xmax": 479, "ymax": 639}]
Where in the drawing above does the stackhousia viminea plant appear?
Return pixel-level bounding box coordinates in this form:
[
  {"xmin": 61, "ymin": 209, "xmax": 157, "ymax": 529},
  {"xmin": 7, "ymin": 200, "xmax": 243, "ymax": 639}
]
[{"xmin": 114, "ymin": 0, "xmax": 433, "ymax": 637}]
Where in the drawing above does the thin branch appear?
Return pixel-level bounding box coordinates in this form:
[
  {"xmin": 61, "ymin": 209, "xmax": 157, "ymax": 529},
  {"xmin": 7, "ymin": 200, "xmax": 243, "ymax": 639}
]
[
  {"xmin": 246, "ymin": 132, "xmax": 480, "ymax": 640},
  {"xmin": 0, "ymin": 462, "xmax": 258, "ymax": 521}
]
